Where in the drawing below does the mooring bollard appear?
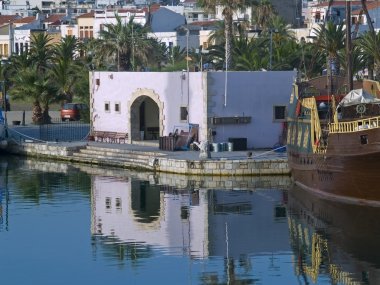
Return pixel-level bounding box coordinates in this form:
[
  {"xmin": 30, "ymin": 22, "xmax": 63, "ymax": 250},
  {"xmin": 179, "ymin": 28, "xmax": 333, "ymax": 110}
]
[{"xmin": 22, "ymin": 110, "xmax": 25, "ymax": 126}]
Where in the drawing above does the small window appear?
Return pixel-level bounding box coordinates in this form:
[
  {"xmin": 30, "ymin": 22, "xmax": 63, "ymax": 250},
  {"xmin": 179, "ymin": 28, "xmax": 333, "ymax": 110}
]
[
  {"xmin": 360, "ymin": 135, "xmax": 368, "ymax": 145},
  {"xmin": 105, "ymin": 101, "xmax": 110, "ymax": 112},
  {"xmin": 180, "ymin": 106, "xmax": 188, "ymax": 121},
  {"xmin": 115, "ymin": 102, "xmax": 120, "ymax": 113},
  {"xmin": 273, "ymin": 106, "xmax": 287, "ymax": 122},
  {"xmin": 115, "ymin": 197, "xmax": 122, "ymax": 211},
  {"xmin": 105, "ymin": 197, "xmax": 111, "ymax": 209}
]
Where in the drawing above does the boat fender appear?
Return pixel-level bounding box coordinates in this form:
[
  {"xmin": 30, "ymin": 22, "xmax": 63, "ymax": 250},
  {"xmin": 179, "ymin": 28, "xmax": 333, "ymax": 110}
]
[{"xmin": 296, "ymin": 101, "xmax": 301, "ymax": 116}]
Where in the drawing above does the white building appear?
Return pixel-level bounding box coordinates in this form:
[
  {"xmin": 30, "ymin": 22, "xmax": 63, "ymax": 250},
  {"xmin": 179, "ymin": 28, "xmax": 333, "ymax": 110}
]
[
  {"xmin": 93, "ymin": 8, "xmax": 148, "ymax": 38},
  {"xmin": 90, "ymin": 70, "xmax": 295, "ymax": 149}
]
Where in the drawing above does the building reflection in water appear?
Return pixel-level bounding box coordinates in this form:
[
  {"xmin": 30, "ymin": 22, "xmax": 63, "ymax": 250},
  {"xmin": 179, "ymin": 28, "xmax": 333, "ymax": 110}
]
[
  {"xmin": 288, "ymin": 185, "xmax": 380, "ymax": 285},
  {"xmin": 90, "ymin": 175, "xmax": 290, "ymax": 260},
  {"xmin": 4, "ymin": 157, "xmax": 380, "ymax": 283}
]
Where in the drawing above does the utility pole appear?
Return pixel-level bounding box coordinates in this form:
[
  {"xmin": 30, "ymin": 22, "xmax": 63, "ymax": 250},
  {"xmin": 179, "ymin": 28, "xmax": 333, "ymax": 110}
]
[{"xmin": 346, "ymin": 0, "xmax": 353, "ymax": 91}]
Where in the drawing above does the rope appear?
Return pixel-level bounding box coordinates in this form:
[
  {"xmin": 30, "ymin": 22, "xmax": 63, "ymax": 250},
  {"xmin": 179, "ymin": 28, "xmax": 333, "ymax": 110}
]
[
  {"xmin": 252, "ymin": 145, "xmax": 286, "ymax": 158},
  {"xmin": 6, "ymin": 127, "xmax": 48, "ymax": 143}
]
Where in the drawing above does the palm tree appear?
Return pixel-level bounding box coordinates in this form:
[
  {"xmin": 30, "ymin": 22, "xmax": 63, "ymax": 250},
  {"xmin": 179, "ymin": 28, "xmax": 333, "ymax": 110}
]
[
  {"xmin": 8, "ymin": 33, "xmax": 59, "ymax": 123},
  {"xmin": 233, "ymin": 36, "xmax": 266, "ymax": 70},
  {"xmin": 357, "ymin": 31, "xmax": 380, "ymax": 80},
  {"xmin": 6, "ymin": 52, "xmax": 32, "ymax": 79},
  {"xmin": 52, "ymin": 36, "xmax": 82, "ymax": 102},
  {"xmin": 96, "ymin": 15, "xmax": 155, "ymax": 71},
  {"xmin": 54, "ymin": 35, "xmax": 79, "ymax": 62},
  {"xmin": 9, "ymin": 65, "xmax": 48, "ymax": 124},
  {"xmin": 252, "ymin": 0, "xmax": 276, "ymax": 31},
  {"xmin": 207, "ymin": 21, "xmax": 225, "ymax": 46},
  {"xmin": 261, "ymin": 15, "xmax": 296, "ymax": 70},
  {"xmin": 29, "ymin": 32, "xmax": 54, "ymax": 74},
  {"xmin": 313, "ymin": 21, "xmax": 345, "ymax": 76},
  {"xmin": 198, "ymin": 0, "xmax": 253, "ymax": 70}
]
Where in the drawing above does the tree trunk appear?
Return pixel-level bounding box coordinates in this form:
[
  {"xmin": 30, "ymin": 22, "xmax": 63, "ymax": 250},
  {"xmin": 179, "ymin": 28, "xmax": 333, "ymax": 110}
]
[
  {"xmin": 42, "ymin": 104, "xmax": 51, "ymax": 124},
  {"xmin": 32, "ymin": 102, "xmax": 43, "ymax": 124},
  {"xmin": 224, "ymin": 10, "xmax": 233, "ymax": 70}
]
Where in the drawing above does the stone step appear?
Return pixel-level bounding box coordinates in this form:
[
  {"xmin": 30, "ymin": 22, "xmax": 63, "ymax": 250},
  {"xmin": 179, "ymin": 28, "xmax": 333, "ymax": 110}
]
[
  {"xmin": 70, "ymin": 154, "xmax": 154, "ymax": 170},
  {"xmin": 73, "ymin": 152, "xmax": 150, "ymax": 165},
  {"xmin": 78, "ymin": 148, "xmax": 154, "ymax": 161},
  {"xmin": 85, "ymin": 145, "xmax": 165, "ymax": 157}
]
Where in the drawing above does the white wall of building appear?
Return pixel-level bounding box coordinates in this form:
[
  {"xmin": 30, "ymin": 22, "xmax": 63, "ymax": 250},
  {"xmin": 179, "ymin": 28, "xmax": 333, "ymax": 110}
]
[
  {"xmin": 90, "ymin": 71, "xmax": 295, "ymax": 148},
  {"xmin": 148, "ymin": 31, "xmax": 177, "ymax": 48},
  {"xmin": 206, "ymin": 71, "xmax": 295, "ymax": 148},
  {"xmin": 60, "ymin": 24, "xmax": 79, "ymax": 38},
  {"xmin": 13, "ymin": 29, "xmax": 30, "ymax": 54},
  {"xmin": 90, "ymin": 71, "xmax": 206, "ymax": 138},
  {"xmin": 93, "ymin": 10, "xmax": 147, "ymax": 38}
]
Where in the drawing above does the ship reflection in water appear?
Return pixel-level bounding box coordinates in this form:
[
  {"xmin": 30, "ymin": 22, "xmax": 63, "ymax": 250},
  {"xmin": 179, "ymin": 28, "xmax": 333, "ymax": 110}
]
[
  {"xmin": 2, "ymin": 157, "xmax": 380, "ymax": 284},
  {"xmin": 288, "ymin": 185, "xmax": 380, "ymax": 285}
]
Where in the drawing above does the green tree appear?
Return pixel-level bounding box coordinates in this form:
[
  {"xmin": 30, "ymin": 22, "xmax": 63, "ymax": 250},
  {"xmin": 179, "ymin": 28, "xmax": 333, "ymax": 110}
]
[
  {"xmin": 252, "ymin": 0, "xmax": 276, "ymax": 30},
  {"xmin": 52, "ymin": 36, "xmax": 81, "ymax": 102},
  {"xmin": 96, "ymin": 15, "xmax": 156, "ymax": 71},
  {"xmin": 357, "ymin": 31, "xmax": 380, "ymax": 80},
  {"xmin": 313, "ymin": 21, "xmax": 345, "ymax": 76},
  {"xmin": 29, "ymin": 32, "xmax": 54, "ymax": 74},
  {"xmin": 198, "ymin": 0, "xmax": 253, "ymax": 69},
  {"xmin": 233, "ymin": 36, "xmax": 267, "ymax": 70},
  {"xmin": 9, "ymin": 65, "xmax": 57, "ymax": 124}
]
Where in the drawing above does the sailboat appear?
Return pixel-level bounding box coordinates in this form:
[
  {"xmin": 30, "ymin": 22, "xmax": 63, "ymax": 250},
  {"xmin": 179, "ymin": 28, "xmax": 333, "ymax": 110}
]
[{"xmin": 286, "ymin": 0, "xmax": 380, "ymax": 205}]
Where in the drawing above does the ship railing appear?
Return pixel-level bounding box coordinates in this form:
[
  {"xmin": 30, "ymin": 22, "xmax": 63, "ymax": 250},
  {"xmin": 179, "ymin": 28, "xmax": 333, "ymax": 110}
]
[{"xmin": 329, "ymin": 116, "xmax": 380, "ymax": 133}]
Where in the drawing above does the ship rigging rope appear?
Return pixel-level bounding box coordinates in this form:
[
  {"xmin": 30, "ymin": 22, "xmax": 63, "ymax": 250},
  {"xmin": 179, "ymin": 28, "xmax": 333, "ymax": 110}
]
[{"xmin": 251, "ymin": 145, "xmax": 286, "ymax": 158}]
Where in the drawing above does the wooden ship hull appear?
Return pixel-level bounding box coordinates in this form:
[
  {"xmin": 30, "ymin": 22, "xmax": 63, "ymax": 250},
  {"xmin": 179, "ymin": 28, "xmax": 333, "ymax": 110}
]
[{"xmin": 287, "ymin": 76, "xmax": 380, "ymax": 205}]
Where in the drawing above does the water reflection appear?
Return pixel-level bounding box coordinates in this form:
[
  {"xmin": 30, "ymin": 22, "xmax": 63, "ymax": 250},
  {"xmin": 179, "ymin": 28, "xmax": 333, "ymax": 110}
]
[
  {"xmin": 288, "ymin": 185, "xmax": 380, "ymax": 285},
  {"xmin": 91, "ymin": 175, "xmax": 290, "ymax": 260},
  {"xmin": 3, "ymin": 156, "xmax": 380, "ymax": 284}
]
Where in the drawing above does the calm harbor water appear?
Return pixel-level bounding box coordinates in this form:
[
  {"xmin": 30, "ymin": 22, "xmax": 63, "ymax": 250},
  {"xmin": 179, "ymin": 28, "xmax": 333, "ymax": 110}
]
[{"xmin": 1, "ymin": 155, "xmax": 380, "ymax": 285}]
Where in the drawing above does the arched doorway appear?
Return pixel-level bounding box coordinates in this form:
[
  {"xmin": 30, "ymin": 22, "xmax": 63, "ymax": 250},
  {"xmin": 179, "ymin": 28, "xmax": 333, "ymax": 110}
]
[{"xmin": 129, "ymin": 89, "xmax": 163, "ymax": 141}]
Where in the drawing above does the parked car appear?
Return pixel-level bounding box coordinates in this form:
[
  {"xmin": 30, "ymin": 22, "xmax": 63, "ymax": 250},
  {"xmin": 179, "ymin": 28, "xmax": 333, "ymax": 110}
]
[{"xmin": 60, "ymin": 103, "xmax": 88, "ymax": 121}]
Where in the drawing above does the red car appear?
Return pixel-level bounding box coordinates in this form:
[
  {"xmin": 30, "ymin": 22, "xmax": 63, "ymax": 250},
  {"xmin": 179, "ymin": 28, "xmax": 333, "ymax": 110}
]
[{"xmin": 60, "ymin": 103, "xmax": 88, "ymax": 121}]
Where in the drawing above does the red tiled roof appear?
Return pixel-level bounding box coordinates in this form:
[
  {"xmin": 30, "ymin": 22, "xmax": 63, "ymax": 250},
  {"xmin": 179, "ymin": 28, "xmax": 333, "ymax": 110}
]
[
  {"xmin": 142, "ymin": 3, "xmax": 160, "ymax": 13},
  {"xmin": 76, "ymin": 11, "xmax": 95, "ymax": 19},
  {"xmin": 189, "ymin": 20, "xmax": 218, "ymax": 27},
  {"xmin": 44, "ymin": 14, "xmax": 65, "ymax": 23},
  {"xmin": 13, "ymin": 16, "xmax": 36, "ymax": 24},
  {"xmin": 0, "ymin": 15, "xmax": 20, "ymax": 26},
  {"xmin": 115, "ymin": 8, "xmax": 146, "ymax": 13}
]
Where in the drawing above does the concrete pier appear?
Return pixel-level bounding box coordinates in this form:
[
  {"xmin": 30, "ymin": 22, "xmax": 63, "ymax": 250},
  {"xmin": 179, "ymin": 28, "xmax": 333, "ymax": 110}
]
[{"xmin": 4, "ymin": 141, "xmax": 290, "ymax": 176}]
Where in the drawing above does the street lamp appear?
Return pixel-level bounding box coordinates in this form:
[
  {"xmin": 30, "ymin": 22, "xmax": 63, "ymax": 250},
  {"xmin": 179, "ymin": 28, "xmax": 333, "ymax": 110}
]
[
  {"xmin": 183, "ymin": 27, "xmax": 190, "ymax": 122},
  {"xmin": 269, "ymin": 29, "xmax": 278, "ymax": 70},
  {"xmin": 184, "ymin": 27, "xmax": 189, "ymax": 72},
  {"xmin": 196, "ymin": 48, "xmax": 209, "ymax": 71}
]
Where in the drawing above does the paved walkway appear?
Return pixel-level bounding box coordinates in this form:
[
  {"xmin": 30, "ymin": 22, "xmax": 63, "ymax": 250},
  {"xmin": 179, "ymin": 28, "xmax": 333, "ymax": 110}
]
[
  {"xmin": 4, "ymin": 115, "xmax": 287, "ymax": 163},
  {"xmin": 85, "ymin": 141, "xmax": 288, "ymax": 161}
]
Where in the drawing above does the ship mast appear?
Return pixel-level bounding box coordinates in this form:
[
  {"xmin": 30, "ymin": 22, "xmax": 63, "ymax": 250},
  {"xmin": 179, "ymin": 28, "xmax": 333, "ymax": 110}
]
[
  {"xmin": 346, "ymin": 0, "xmax": 353, "ymax": 91},
  {"xmin": 326, "ymin": 0, "xmax": 375, "ymax": 90}
]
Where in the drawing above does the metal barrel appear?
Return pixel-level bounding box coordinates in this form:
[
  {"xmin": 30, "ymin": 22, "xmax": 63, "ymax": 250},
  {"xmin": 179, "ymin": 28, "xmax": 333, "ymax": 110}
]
[
  {"xmin": 212, "ymin": 143, "xmax": 220, "ymax": 152},
  {"xmin": 227, "ymin": 142, "xmax": 233, "ymax": 151}
]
